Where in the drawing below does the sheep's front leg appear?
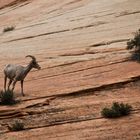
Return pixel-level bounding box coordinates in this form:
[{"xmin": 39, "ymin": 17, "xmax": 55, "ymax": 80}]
[
  {"xmin": 21, "ymin": 80, "xmax": 25, "ymax": 96},
  {"xmin": 4, "ymin": 75, "xmax": 7, "ymax": 91}
]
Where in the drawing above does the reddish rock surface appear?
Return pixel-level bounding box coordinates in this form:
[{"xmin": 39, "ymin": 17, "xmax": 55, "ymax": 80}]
[{"xmin": 0, "ymin": 0, "xmax": 140, "ymax": 139}]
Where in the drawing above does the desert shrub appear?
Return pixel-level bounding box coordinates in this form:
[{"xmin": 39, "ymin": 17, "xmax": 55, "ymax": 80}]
[
  {"xmin": 3, "ymin": 26, "xmax": 15, "ymax": 32},
  {"xmin": 8, "ymin": 119, "xmax": 24, "ymax": 131},
  {"xmin": 101, "ymin": 102, "xmax": 132, "ymax": 118},
  {"xmin": 0, "ymin": 90, "xmax": 16, "ymax": 105},
  {"xmin": 127, "ymin": 29, "xmax": 140, "ymax": 61}
]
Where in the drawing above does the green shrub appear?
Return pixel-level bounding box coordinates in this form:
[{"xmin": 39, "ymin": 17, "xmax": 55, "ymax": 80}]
[
  {"xmin": 8, "ymin": 119, "xmax": 24, "ymax": 131},
  {"xmin": 127, "ymin": 29, "xmax": 140, "ymax": 61},
  {"xmin": 0, "ymin": 90, "xmax": 16, "ymax": 105},
  {"xmin": 101, "ymin": 102, "xmax": 132, "ymax": 118},
  {"xmin": 3, "ymin": 26, "xmax": 15, "ymax": 32}
]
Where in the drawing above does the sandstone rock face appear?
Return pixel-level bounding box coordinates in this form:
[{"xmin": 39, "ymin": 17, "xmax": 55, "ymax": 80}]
[{"xmin": 0, "ymin": 0, "xmax": 140, "ymax": 139}]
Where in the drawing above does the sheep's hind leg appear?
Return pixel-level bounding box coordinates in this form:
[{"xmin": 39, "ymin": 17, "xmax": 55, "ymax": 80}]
[
  {"xmin": 8, "ymin": 79, "xmax": 12, "ymax": 91},
  {"xmin": 4, "ymin": 76, "xmax": 7, "ymax": 91},
  {"xmin": 12, "ymin": 80, "xmax": 17, "ymax": 92}
]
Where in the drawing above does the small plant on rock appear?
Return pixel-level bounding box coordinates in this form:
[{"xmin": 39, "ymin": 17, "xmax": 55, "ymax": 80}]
[
  {"xmin": 127, "ymin": 29, "xmax": 140, "ymax": 61},
  {"xmin": 3, "ymin": 26, "xmax": 15, "ymax": 32},
  {"xmin": 8, "ymin": 119, "xmax": 24, "ymax": 131},
  {"xmin": 0, "ymin": 90, "xmax": 16, "ymax": 105},
  {"xmin": 101, "ymin": 102, "xmax": 132, "ymax": 118}
]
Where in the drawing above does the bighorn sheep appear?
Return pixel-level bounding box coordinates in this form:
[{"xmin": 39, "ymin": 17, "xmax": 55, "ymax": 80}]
[{"xmin": 4, "ymin": 55, "xmax": 41, "ymax": 96}]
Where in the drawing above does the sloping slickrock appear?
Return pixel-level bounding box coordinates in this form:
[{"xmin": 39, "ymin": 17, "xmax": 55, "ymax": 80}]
[{"xmin": 0, "ymin": 0, "xmax": 140, "ymax": 140}]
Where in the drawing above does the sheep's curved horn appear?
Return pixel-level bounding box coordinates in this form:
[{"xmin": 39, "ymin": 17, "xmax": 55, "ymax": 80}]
[{"xmin": 26, "ymin": 55, "xmax": 36, "ymax": 61}]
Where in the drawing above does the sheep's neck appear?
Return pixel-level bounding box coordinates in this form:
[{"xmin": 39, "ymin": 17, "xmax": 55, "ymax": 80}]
[{"xmin": 24, "ymin": 62, "xmax": 33, "ymax": 77}]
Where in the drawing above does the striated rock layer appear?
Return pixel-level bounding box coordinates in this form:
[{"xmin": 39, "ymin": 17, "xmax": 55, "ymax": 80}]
[{"xmin": 0, "ymin": 0, "xmax": 140, "ymax": 139}]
